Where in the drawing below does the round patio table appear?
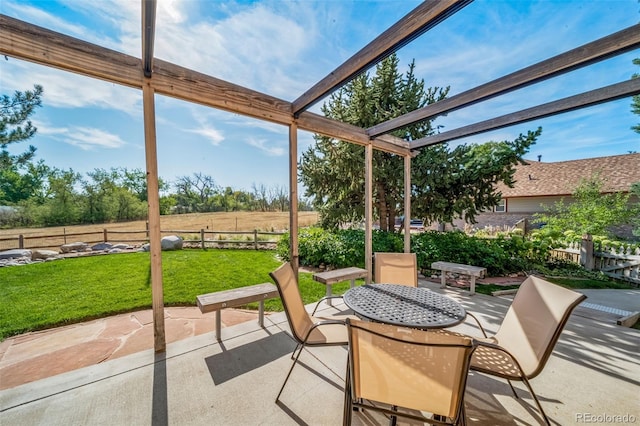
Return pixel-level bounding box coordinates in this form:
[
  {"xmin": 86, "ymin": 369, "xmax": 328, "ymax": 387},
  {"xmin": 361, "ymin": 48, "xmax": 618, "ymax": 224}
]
[{"xmin": 343, "ymin": 284, "xmax": 466, "ymax": 329}]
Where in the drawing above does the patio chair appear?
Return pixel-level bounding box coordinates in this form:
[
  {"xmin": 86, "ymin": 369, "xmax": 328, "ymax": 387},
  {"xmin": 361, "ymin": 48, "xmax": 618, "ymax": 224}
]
[
  {"xmin": 343, "ymin": 318, "xmax": 476, "ymax": 426},
  {"xmin": 270, "ymin": 262, "xmax": 356, "ymax": 402},
  {"xmin": 373, "ymin": 252, "xmax": 418, "ymax": 287},
  {"xmin": 467, "ymin": 275, "xmax": 587, "ymax": 425}
]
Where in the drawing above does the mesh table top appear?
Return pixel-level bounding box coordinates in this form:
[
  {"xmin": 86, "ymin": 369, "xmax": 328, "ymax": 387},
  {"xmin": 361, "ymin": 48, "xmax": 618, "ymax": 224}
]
[{"xmin": 343, "ymin": 284, "xmax": 466, "ymax": 329}]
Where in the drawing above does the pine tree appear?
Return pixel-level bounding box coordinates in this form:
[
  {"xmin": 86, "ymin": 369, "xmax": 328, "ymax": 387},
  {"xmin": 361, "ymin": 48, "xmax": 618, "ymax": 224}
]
[
  {"xmin": 632, "ymin": 58, "xmax": 640, "ymax": 135},
  {"xmin": 300, "ymin": 54, "xmax": 540, "ymax": 229},
  {"xmin": 0, "ymin": 84, "xmax": 43, "ymax": 170}
]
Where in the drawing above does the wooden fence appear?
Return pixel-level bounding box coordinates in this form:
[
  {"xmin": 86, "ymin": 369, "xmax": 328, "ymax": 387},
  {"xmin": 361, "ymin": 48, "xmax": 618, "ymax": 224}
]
[
  {"xmin": 550, "ymin": 235, "xmax": 640, "ymax": 286},
  {"xmin": 0, "ymin": 228, "xmax": 285, "ymax": 251}
]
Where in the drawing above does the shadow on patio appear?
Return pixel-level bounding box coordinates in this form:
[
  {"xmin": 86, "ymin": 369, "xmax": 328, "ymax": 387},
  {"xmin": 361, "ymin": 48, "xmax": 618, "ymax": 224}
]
[{"xmin": 1, "ymin": 280, "xmax": 638, "ymax": 425}]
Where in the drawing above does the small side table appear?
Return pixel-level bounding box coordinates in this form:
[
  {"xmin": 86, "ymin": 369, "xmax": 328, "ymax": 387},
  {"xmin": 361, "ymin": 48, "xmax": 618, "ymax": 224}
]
[{"xmin": 312, "ymin": 267, "xmax": 368, "ymax": 306}]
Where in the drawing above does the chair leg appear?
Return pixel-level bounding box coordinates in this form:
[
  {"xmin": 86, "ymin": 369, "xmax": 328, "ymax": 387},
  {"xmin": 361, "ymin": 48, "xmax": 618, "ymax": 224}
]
[
  {"xmin": 507, "ymin": 379, "xmax": 519, "ymax": 398},
  {"xmin": 457, "ymin": 395, "xmax": 467, "ymax": 426},
  {"xmin": 343, "ymin": 362, "xmax": 352, "ymax": 426},
  {"xmin": 291, "ymin": 343, "xmax": 301, "ymax": 360},
  {"xmin": 389, "ymin": 406, "xmax": 398, "ymax": 426},
  {"xmin": 276, "ymin": 344, "xmax": 306, "ymax": 402},
  {"xmin": 521, "ymin": 376, "xmax": 551, "ymax": 426}
]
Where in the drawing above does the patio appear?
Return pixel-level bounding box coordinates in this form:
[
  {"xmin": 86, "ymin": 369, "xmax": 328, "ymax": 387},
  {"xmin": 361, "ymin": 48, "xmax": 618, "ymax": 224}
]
[{"xmin": 2, "ymin": 279, "xmax": 638, "ymax": 425}]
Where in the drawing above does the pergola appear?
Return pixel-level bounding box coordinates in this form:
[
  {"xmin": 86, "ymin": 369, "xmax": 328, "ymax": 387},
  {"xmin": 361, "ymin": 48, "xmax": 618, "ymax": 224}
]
[{"xmin": 1, "ymin": 0, "xmax": 639, "ymax": 352}]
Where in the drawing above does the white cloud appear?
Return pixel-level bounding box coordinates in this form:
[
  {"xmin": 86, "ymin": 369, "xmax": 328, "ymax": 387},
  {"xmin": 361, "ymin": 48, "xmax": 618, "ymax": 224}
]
[
  {"xmin": 2, "ymin": 60, "xmax": 142, "ymax": 115},
  {"xmin": 70, "ymin": 127, "xmax": 127, "ymax": 150},
  {"xmin": 188, "ymin": 127, "xmax": 225, "ymax": 146},
  {"xmin": 246, "ymin": 137, "xmax": 284, "ymax": 156},
  {"xmin": 50, "ymin": 126, "xmax": 127, "ymax": 150},
  {"xmin": 2, "ymin": 2, "xmax": 88, "ymax": 39},
  {"xmin": 152, "ymin": 2, "xmax": 314, "ymax": 99}
]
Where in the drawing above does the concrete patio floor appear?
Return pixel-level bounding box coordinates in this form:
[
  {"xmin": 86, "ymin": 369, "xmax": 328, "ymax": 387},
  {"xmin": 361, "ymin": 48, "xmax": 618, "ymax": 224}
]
[{"xmin": 1, "ymin": 280, "xmax": 638, "ymax": 425}]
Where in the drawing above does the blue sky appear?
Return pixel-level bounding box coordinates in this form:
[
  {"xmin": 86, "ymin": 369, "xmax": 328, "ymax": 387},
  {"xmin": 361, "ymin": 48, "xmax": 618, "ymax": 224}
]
[{"xmin": 1, "ymin": 0, "xmax": 639, "ymax": 193}]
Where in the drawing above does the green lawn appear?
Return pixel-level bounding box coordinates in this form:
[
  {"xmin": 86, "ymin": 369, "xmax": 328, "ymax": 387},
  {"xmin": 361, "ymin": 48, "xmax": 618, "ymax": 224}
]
[
  {"xmin": 1, "ymin": 249, "xmax": 633, "ymax": 340},
  {"xmin": 0, "ymin": 250, "xmax": 357, "ymax": 340}
]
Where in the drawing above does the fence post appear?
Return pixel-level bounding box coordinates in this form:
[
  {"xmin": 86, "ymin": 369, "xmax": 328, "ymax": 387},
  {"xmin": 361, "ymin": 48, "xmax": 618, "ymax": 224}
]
[
  {"xmin": 104, "ymin": 228, "xmax": 108, "ymax": 243},
  {"xmin": 201, "ymin": 229, "xmax": 205, "ymax": 250},
  {"xmin": 19, "ymin": 234, "xmax": 24, "ymax": 249},
  {"xmin": 581, "ymin": 234, "xmax": 594, "ymax": 271},
  {"xmin": 254, "ymin": 229, "xmax": 258, "ymax": 250}
]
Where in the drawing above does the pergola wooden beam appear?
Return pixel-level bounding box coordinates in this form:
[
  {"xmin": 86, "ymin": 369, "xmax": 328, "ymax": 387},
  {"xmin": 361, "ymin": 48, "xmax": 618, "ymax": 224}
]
[
  {"xmin": 141, "ymin": 0, "xmax": 157, "ymax": 78},
  {"xmin": 291, "ymin": 0, "xmax": 472, "ymax": 116},
  {"xmin": 367, "ymin": 23, "xmax": 640, "ymax": 137},
  {"xmin": 0, "ymin": 14, "xmax": 142, "ymax": 87},
  {"xmin": 0, "ymin": 14, "xmax": 409, "ymax": 156},
  {"xmin": 412, "ymin": 78, "xmax": 640, "ymax": 148}
]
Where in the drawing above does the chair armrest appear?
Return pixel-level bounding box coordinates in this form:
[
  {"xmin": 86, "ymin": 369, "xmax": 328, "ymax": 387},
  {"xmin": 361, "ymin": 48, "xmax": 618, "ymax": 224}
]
[
  {"xmin": 466, "ymin": 311, "xmax": 489, "ymax": 338},
  {"xmin": 301, "ymin": 319, "xmax": 348, "ymax": 345}
]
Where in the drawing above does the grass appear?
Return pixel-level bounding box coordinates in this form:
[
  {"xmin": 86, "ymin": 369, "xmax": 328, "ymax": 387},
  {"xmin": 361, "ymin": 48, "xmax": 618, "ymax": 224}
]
[
  {"xmin": 1, "ymin": 248, "xmax": 634, "ymax": 340},
  {"xmin": 0, "ymin": 249, "xmax": 356, "ymax": 341}
]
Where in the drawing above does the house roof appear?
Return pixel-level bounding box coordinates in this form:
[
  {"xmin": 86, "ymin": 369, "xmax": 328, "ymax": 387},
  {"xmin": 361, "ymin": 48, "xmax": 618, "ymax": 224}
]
[{"xmin": 496, "ymin": 153, "xmax": 640, "ymax": 198}]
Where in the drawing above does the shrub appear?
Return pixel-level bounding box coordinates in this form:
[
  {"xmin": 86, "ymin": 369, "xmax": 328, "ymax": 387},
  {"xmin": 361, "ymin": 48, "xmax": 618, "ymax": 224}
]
[{"xmin": 279, "ymin": 228, "xmax": 542, "ymax": 275}]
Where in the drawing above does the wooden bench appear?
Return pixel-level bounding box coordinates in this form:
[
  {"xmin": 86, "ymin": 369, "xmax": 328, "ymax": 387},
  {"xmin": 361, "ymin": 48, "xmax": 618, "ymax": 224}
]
[
  {"xmin": 312, "ymin": 267, "xmax": 368, "ymax": 306},
  {"xmin": 431, "ymin": 261, "xmax": 487, "ymax": 295},
  {"xmin": 197, "ymin": 283, "xmax": 279, "ymax": 341}
]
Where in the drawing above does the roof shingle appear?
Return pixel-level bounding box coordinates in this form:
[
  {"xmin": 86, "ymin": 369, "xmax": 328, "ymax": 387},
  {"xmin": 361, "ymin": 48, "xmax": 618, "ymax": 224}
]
[{"xmin": 496, "ymin": 153, "xmax": 640, "ymax": 197}]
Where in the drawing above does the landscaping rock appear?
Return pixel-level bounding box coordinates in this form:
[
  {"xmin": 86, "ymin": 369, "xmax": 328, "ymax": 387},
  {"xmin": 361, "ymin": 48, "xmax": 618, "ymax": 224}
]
[
  {"xmin": 92, "ymin": 242, "xmax": 113, "ymax": 251},
  {"xmin": 0, "ymin": 257, "xmax": 31, "ymax": 267},
  {"xmin": 161, "ymin": 235, "xmax": 183, "ymax": 251},
  {"xmin": 31, "ymin": 249, "xmax": 61, "ymax": 260},
  {"xmin": 0, "ymin": 249, "xmax": 32, "ymax": 260},
  {"xmin": 60, "ymin": 242, "xmax": 90, "ymax": 253}
]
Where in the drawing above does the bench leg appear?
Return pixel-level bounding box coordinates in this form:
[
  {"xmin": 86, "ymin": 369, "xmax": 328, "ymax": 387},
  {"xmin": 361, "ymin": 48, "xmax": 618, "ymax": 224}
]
[
  {"xmin": 349, "ymin": 279, "xmax": 356, "ymax": 289},
  {"xmin": 216, "ymin": 310, "xmax": 222, "ymax": 342},
  {"xmin": 470, "ymin": 276, "xmax": 476, "ymax": 296},
  {"xmin": 326, "ymin": 285, "xmax": 333, "ymax": 306},
  {"xmin": 258, "ymin": 300, "xmax": 264, "ymax": 327},
  {"xmin": 440, "ymin": 272, "xmax": 447, "ymax": 288}
]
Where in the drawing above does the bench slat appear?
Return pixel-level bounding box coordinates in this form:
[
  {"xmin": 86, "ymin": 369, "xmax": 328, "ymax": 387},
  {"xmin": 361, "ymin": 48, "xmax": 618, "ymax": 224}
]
[
  {"xmin": 431, "ymin": 261, "xmax": 486, "ymax": 277},
  {"xmin": 312, "ymin": 267, "xmax": 368, "ymax": 285},
  {"xmin": 197, "ymin": 283, "xmax": 278, "ymax": 313}
]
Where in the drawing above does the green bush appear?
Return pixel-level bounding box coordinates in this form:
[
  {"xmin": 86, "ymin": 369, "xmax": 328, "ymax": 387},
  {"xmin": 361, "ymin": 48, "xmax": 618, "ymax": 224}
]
[
  {"xmin": 277, "ymin": 228, "xmax": 404, "ymax": 268},
  {"xmin": 278, "ymin": 228, "xmax": 545, "ymax": 275}
]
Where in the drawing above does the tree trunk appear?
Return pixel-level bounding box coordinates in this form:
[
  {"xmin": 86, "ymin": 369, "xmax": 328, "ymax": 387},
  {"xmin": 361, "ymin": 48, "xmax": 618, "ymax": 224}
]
[{"xmin": 377, "ymin": 182, "xmax": 389, "ymax": 231}]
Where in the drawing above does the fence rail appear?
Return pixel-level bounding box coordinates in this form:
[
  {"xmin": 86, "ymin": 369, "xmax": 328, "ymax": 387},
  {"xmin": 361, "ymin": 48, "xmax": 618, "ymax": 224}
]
[
  {"xmin": 0, "ymin": 228, "xmax": 285, "ymax": 251},
  {"xmin": 550, "ymin": 237, "xmax": 640, "ymax": 286}
]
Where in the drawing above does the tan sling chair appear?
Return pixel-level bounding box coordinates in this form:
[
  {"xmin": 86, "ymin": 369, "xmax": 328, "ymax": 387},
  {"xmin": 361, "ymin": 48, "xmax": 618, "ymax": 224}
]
[
  {"xmin": 344, "ymin": 318, "xmax": 477, "ymax": 426},
  {"xmin": 373, "ymin": 252, "xmax": 418, "ymax": 287},
  {"xmin": 270, "ymin": 262, "xmax": 356, "ymax": 403},
  {"xmin": 467, "ymin": 275, "xmax": 586, "ymax": 425}
]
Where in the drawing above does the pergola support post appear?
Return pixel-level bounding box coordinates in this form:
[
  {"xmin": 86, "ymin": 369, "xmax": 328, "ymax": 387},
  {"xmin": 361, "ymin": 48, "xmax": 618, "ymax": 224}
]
[
  {"xmin": 289, "ymin": 122, "xmax": 299, "ymax": 276},
  {"xmin": 364, "ymin": 143, "xmax": 373, "ymax": 284},
  {"xmin": 404, "ymin": 154, "xmax": 411, "ymax": 253},
  {"xmin": 142, "ymin": 80, "xmax": 165, "ymax": 352}
]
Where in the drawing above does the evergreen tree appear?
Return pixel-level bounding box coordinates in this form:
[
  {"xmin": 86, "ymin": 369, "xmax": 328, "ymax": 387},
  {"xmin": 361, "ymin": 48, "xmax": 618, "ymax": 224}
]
[
  {"xmin": 632, "ymin": 58, "xmax": 640, "ymax": 134},
  {"xmin": 300, "ymin": 54, "xmax": 539, "ymax": 229},
  {"xmin": 0, "ymin": 85, "xmax": 43, "ymax": 169},
  {"xmin": 0, "ymin": 84, "xmax": 44, "ymax": 204}
]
